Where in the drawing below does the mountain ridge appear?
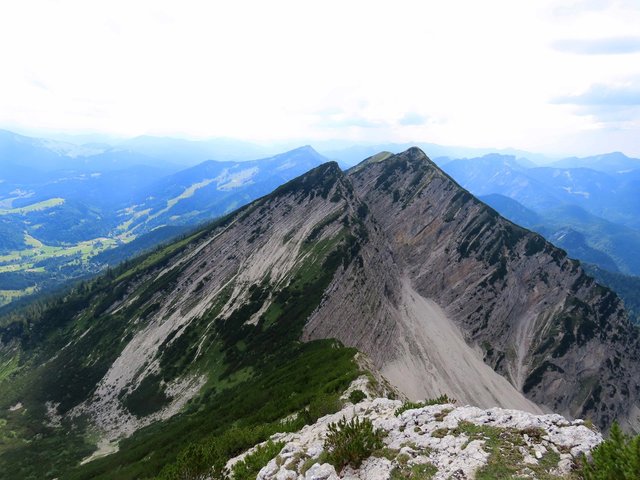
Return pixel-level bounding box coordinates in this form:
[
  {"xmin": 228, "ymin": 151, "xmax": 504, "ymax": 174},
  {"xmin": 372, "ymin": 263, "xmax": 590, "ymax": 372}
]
[
  {"xmin": 1, "ymin": 147, "xmax": 639, "ymax": 478},
  {"xmin": 342, "ymin": 148, "xmax": 640, "ymax": 430}
]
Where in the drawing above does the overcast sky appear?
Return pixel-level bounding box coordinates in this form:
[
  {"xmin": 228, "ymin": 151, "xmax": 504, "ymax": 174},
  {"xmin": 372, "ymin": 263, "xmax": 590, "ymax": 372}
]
[{"xmin": 1, "ymin": 0, "xmax": 639, "ymax": 156}]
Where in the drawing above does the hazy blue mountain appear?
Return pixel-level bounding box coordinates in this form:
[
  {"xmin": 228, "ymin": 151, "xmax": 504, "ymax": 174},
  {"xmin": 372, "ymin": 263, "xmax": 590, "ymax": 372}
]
[
  {"xmin": 552, "ymin": 152, "xmax": 640, "ymax": 173},
  {"xmin": 544, "ymin": 228, "xmax": 620, "ymax": 273},
  {"xmin": 0, "ymin": 129, "xmax": 177, "ymax": 174},
  {"xmin": 0, "ymin": 129, "xmax": 70, "ymax": 171},
  {"xmin": 582, "ymin": 264, "xmax": 640, "ymax": 324},
  {"xmin": 442, "ymin": 155, "xmax": 560, "ymax": 210},
  {"xmin": 538, "ymin": 204, "xmax": 640, "ymax": 275},
  {"xmin": 480, "ymin": 193, "xmax": 640, "ymax": 276},
  {"xmin": 442, "ymin": 154, "xmax": 640, "ymax": 231},
  {"xmin": 9, "ymin": 165, "xmax": 170, "ymax": 210},
  {"xmin": 126, "ymin": 146, "xmax": 329, "ymax": 233},
  {"xmin": 321, "ymin": 144, "xmax": 548, "ymax": 168},
  {"xmin": 0, "ymin": 144, "xmax": 328, "ymax": 306},
  {"xmin": 481, "ymin": 194, "xmax": 620, "ymax": 272},
  {"xmin": 479, "ymin": 194, "xmax": 542, "ymax": 229},
  {"xmin": 524, "ymin": 167, "xmax": 635, "ymax": 224}
]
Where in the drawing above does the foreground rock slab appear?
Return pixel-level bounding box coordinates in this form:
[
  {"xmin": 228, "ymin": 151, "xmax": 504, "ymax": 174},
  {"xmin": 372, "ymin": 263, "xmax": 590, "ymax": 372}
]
[{"xmin": 235, "ymin": 398, "xmax": 602, "ymax": 480}]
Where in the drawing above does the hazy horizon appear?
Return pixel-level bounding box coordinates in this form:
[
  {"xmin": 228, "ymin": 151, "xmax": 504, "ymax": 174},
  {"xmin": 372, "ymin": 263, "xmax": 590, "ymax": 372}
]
[
  {"xmin": 1, "ymin": 1, "xmax": 640, "ymax": 157},
  {"xmin": 3, "ymin": 125, "xmax": 640, "ymax": 168}
]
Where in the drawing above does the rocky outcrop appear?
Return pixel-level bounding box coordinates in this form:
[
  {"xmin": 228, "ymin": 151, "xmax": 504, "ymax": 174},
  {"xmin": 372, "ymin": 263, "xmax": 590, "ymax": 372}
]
[{"xmin": 232, "ymin": 396, "xmax": 602, "ymax": 480}]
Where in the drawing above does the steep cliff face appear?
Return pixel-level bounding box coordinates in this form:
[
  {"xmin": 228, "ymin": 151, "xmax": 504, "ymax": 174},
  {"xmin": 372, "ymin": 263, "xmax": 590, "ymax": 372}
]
[{"xmin": 346, "ymin": 148, "xmax": 640, "ymax": 430}]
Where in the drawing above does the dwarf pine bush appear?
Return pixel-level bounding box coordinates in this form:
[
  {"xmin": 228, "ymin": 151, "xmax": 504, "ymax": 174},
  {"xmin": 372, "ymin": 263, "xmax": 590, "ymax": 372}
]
[
  {"xmin": 348, "ymin": 389, "xmax": 367, "ymax": 404},
  {"xmin": 581, "ymin": 422, "xmax": 640, "ymax": 479},
  {"xmin": 324, "ymin": 416, "xmax": 385, "ymax": 471}
]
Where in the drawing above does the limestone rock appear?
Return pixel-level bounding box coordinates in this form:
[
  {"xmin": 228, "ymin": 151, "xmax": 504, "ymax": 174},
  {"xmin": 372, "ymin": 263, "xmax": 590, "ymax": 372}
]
[{"xmin": 231, "ymin": 395, "xmax": 603, "ymax": 480}]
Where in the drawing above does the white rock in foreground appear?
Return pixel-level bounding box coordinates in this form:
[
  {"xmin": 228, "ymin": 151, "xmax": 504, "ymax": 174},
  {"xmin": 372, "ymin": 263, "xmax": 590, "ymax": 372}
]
[{"xmin": 232, "ymin": 398, "xmax": 602, "ymax": 480}]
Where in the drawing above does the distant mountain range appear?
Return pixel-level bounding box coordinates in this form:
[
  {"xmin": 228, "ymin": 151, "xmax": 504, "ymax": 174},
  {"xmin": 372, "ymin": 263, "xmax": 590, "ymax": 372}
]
[
  {"xmin": 442, "ymin": 154, "xmax": 640, "ymax": 275},
  {"xmin": 0, "ymin": 129, "xmax": 283, "ymax": 171},
  {"xmin": 0, "ymin": 131, "xmax": 329, "ymax": 307},
  {"xmin": 2, "ymin": 128, "xmax": 639, "ymax": 313},
  {"xmin": 551, "ymin": 151, "xmax": 640, "ymax": 173}
]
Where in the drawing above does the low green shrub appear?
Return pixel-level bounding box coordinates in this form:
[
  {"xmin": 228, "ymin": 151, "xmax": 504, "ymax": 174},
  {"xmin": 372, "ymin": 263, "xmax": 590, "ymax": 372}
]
[
  {"xmin": 395, "ymin": 401, "xmax": 426, "ymax": 416},
  {"xmin": 157, "ymin": 424, "xmax": 288, "ymax": 480},
  {"xmin": 348, "ymin": 389, "xmax": 367, "ymax": 404},
  {"xmin": 324, "ymin": 416, "xmax": 385, "ymax": 471},
  {"xmin": 395, "ymin": 394, "xmax": 456, "ymax": 416},
  {"xmin": 232, "ymin": 440, "xmax": 284, "ymax": 480},
  {"xmin": 423, "ymin": 394, "xmax": 456, "ymax": 406},
  {"xmin": 581, "ymin": 422, "xmax": 640, "ymax": 479},
  {"xmin": 302, "ymin": 392, "xmax": 343, "ymax": 424}
]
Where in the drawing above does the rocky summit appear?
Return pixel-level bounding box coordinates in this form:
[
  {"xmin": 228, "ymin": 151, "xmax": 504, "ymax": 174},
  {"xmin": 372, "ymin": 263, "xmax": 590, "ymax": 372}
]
[{"xmin": 229, "ymin": 379, "xmax": 602, "ymax": 480}]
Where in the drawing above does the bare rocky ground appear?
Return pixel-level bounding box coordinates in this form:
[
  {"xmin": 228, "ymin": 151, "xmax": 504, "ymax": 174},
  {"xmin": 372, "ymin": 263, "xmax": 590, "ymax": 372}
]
[{"xmin": 228, "ymin": 381, "xmax": 601, "ymax": 480}]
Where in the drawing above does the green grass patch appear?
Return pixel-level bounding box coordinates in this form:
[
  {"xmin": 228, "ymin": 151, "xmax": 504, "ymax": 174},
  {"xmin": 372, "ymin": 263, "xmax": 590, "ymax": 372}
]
[
  {"xmin": 391, "ymin": 462, "xmax": 437, "ymax": 480},
  {"xmin": 0, "ymin": 198, "xmax": 65, "ymax": 216},
  {"xmin": 432, "ymin": 421, "xmax": 568, "ymax": 480},
  {"xmin": 0, "ymin": 354, "xmax": 20, "ymax": 384}
]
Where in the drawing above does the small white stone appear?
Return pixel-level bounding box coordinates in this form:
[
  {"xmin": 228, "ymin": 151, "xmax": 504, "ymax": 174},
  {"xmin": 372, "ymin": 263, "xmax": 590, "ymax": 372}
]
[
  {"xmin": 276, "ymin": 469, "xmax": 298, "ymax": 480},
  {"xmin": 557, "ymin": 457, "xmax": 575, "ymax": 475},
  {"xmin": 257, "ymin": 458, "xmax": 280, "ymax": 480},
  {"xmin": 359, "ymin": 457, "xmax": 393, "ymax": 480},
  {"xmin": 307, "ymin": 442, "xmax": 324, "ymax": 458},
  {"xmin": 304, "ymin": 463, "xmax": 339, "ymax": 480}
]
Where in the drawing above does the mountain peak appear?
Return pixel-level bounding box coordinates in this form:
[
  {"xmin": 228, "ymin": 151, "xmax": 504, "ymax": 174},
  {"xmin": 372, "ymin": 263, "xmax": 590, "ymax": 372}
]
[
  {"xmin": 402, "ymin": 145, "xmax": 430, "ymax": 160},
  {"xmin": 350, "ymin": 147, "xmax": 434, "ymax": 174},
  {"xmin": 296, "ymin": 144, "xmax": 318, "ymax": 153},
  {"xmin": 346, "ymin": 150, "xmax": 639, "ymax": 430},
  {"xmin": 277, "ymin": 144, "xmax": 318, "ymax": 155},
  {"xmin": 377, "ymin": 146, "xmax": 432, "ymax": 164},
  {"xmin": 267, "ymin": 145, "xmax": 327, "ymax": 164},
  {"xmin": 269, "ymin": 161, "xmax": 343, "ymax": 199}
]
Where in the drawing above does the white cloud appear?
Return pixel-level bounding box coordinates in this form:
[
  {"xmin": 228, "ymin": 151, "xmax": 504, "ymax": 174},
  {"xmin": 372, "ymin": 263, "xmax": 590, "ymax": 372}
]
[
  {"xmin": 0, "ymin": 0, "xmax": 639, "ymax": 156},
  {"xmin": 552, "ymin": 36, "xmax": 640, "ymax": 54}
]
